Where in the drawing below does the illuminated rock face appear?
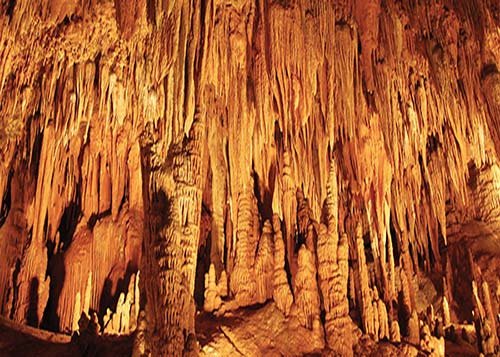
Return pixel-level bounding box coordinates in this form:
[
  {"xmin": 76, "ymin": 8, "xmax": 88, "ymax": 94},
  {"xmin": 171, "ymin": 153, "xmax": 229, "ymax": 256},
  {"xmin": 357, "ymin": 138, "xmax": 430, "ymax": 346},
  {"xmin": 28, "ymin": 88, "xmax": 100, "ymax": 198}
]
[{"xmin": 1, "ymin": 0, "xmax": 500, "ymax": 355}]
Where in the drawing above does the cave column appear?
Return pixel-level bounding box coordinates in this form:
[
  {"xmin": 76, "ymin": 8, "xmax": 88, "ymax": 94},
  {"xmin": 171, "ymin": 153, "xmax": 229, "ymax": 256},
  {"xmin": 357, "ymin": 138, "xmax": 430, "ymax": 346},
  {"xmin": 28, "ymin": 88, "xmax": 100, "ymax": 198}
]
[{"xmin": 143, "ymin": 113, "xmax": 205, "ymax": 356}]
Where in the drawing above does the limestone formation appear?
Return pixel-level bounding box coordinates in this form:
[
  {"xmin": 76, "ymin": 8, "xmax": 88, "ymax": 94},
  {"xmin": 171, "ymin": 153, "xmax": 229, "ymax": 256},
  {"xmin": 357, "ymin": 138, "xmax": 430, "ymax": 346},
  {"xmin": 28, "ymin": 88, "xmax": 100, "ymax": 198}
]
[
  {"xmin": 316, "ymin": 163, "xmax": 353, "ymax": 356},
  {"xmin": 83, "ymin": 273, "xmax": 92, "ymax": 319},
  {"xmin": 203, "ymin": 264, "xmax": 222, "ymax": 313},
  {"xmin": 272, "ymin": 214, "xmax": 294, "ymax": 316},
  {"xmin": 72, "ymin": 292, "xmax": 81, "ymax": 333},
  {"xmin": 100, "ymin": 275, "xmax": 141, "ymax": 335},
  {"xmin": 230, "ymin": 190, "xmax": 259, "ymax": 307},
  {"xmin": 293, "ymin": 245, "xmax": 320, "ymax": 330},
  {"xmin": 354, "ymin": 224, "xmax": 374, "ymax": 335},
  {"xmin": 390, "ymin": 320, "xmax": 401, "ymax": 343},
  {"xmin": 420, "ymin": 325, "xmax": 445, "ymax": 357},
  {"xmin": 282, "ymin": 152, "xmax": 297, "ymax": 273},
  {"xmin": 400, "ymin": 268, "xmax": 413, "ymax": 317},
  {"xmin": 481, "ymin": 317, "xmax": 496, "ymax": 355},
  {"xmin": 442, "ymin": 296, "xmax": 451, "ymax": 327},
  {"xmin": 375, "ymin": 291, "xmax": 389, "ymax": 340},
  {"xmin": 408, "ymin": 310, "xmax": 420, "ymax": 346},
  {"xmin": 132, "ymin": 311, "xmax": 148, "ymax": 357},
  {"xmin": 1, "ymin": 0, "xmax": 500, "ymax": 356},
  {"xmin": 481, "ymin": 280, "xmax": 498, "ymax": 347},
  {"xmin": 372, "ymin": 296, "xmax": 380, "ymax": 342},
  {"xmin": 217, "ymin": 270, "xmax": 228, "ymax": 298},
  {"xmin": 255, "ymin": 220, "xmax": 274, "ymax": 304}
]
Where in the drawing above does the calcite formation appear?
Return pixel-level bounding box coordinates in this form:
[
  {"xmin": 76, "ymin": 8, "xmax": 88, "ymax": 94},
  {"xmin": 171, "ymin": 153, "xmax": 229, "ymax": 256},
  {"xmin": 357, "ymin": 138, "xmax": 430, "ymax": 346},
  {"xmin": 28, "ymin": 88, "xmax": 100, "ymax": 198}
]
[
  {"xmin": 1, "ymin": 0, "xmax": 500, "ymax": 356},
  {"xmin": 101, "ymin": 272, "xmax": 140, "ymax": 335},
  {"xmin": 271, "ymin": 214, "xmax": 294, "ymax": 316},
  {"xmin": 203, "ymin": 264, "xmax": 222, "ymax": 313},
  {"xmin": 254, "ymin": 220, "xmax": 275, "ymax": 304},
  {"xmin": 292, "ymin": 245, "xmax": 321, "ymax": 331}
]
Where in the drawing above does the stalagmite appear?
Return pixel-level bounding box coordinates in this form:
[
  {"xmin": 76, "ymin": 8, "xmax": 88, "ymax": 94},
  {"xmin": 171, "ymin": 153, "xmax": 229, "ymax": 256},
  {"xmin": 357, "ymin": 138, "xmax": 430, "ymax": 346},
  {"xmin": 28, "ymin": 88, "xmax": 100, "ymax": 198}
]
[
  {"xmin": 355, "ymin": 223, "xmax": 373, "ymax": 335},
  {"xmin": 316, "ymin": 160, "xmax": 353, "ymax": 355},
  {"xmin": 272, "ymin": 214, "xmax": 293, "ymax": 316},
  {"xmin": 420, "ymin": 325, "xmax": 445, "ymax": 357},
  {"xmin": 375, "ymin": 289, "xmax": 389, "ymax": 340},
  {"xmin": 322, "ymin": 232, "xmax": 353, "ymax": 355},
  {"xmin": 112, "ymin": 293, "xmax": 125, "ymax": 333},
  {"xmin": 481, "ymin": 280, "xmax": 498, "ymax": 346},
  {"xmin": 391, "ymin": 320, "xmax": 401, "ymax": 343},
  {"xmin": 144, "ymin": 115, "xmax": 206, "ymax": 356},
  {"xmin": 103, "ymin": 309, "xmax": 112, "ymax": 334},
  {"xmin": 408, "ymin": 310, "xmax": 420, "ymax": 345},
  {"xmin": 83, "ymin": 273, "xmax": 92, "ymax": 317},
  {"xmin": 203, "ymin": 264, "xmax": 222, "ymax": 313},
  {"xmin": 255, "ymin": 220, "xmax": 274, "ymax": 304},
  {"xmin": 129, "ymin": 273, "xmax": 140, "ymax": 331},
  {"xmin": 132, "ymin": 311, "xmax": 148, "ymax": 357},
  {"xmin": 217, "ymin": 270, "xmax": 228, "ymax": 298},
  {"xmin": 230, "ymin": 189, "xmax": 258, "ymax": 307},
  {"xmin": 72, "ymin": 292, "xmax": 81, "ymax": 333},
  {"xmin": 372, "ymin": 295, "xmax": 380, "ymax": 342},
  {"xmin": 296, "ymin": 189, "xmax": 312, "ymax": 239},
  {"xmin": 282, "ymin": 152, "xmax": 297, "ymax": 274},
  {"xmin": 400, "ymin": 267, "xmax": 413, "ymax": 318},
  {"xmin": 292, "ymin": 245, "xmax": 320, "ymax": 330},
  {"xmin": 481, "ymin": 317, "xmax": 496, "ymax": 355},
  {"xmin": 443, "ymin": 296, "xmax": 451, "ymax": 327},
  {"xmin": 121, "ymin": 292, "xmax": 131, "ymax": 334}
]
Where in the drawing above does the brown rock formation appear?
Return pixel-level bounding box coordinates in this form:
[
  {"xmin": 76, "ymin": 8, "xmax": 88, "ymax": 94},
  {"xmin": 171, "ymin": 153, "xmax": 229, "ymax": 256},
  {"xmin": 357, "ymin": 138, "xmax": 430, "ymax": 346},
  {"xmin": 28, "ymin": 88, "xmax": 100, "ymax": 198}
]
[
  {"xmin": 1, "ymin": 0, "xmax": 500, "ymax": 355},
  {"xmin": 255, "ymin": 220, "xmax": 275, "ymax": 304},
  {"xmin": 272, "ymin": 214, "xmax": 294, "ymax": 316},
  {"xmin": 293, "ymin": 245, "xmax": 321, "ymax": 331}
]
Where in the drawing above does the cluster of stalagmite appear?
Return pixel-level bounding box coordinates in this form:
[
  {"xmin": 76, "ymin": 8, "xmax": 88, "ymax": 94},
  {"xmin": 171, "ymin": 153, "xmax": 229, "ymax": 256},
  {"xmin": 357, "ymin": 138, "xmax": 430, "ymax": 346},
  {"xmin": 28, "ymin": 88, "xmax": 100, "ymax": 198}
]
[
  {"xmin": 420, "ymin": 325, "xmax": 445, "ymax": 357},
  {"xmin": 203, "ymin": 264, "xmax": 228, "ymax": 313},
  {"xmin": 101, "ymin": 273, "xmax": 140, "ymax": 335}
]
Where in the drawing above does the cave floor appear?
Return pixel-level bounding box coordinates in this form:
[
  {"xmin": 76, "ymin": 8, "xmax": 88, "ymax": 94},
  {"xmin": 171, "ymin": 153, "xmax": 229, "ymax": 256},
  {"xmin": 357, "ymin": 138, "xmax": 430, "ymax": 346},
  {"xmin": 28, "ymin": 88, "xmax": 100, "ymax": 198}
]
[{"xmin": 0, "ymin": 303, "xmax": 480, "ymax": 356}]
